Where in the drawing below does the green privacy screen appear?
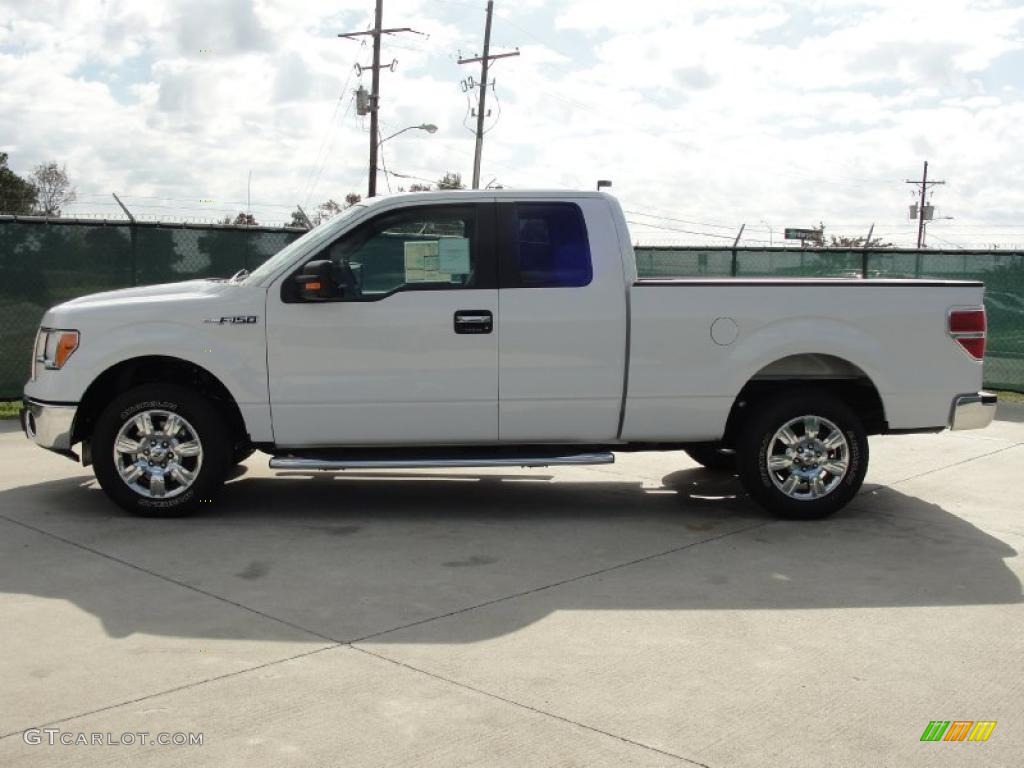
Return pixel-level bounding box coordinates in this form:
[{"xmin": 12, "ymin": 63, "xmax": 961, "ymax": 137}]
[
  {"xmin": 0, "ymin": 218, "xmax": 302, "ymax": 399},
  {"xmin": 0, "ymin": 218, "xmax": 1021, "ymax": 398}
]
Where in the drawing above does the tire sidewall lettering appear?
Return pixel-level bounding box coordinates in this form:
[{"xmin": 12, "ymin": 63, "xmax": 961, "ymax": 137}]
[
  {"xmin": 757, "ymin": 434, "xmax": 773, "ymax": 489},
  {"xmin": 138, "ymin": 489, "xmax": 194, "ymax": 509},
  {"xmin": 842, "ymin": 429, "xmax": 861, "ymax": 487},
  {"xmin": 119, "ymin": 400, "xmax": 179, "ymax": 422}
]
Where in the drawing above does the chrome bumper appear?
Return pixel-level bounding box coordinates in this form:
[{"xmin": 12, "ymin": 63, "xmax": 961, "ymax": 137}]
[
  {"xmin": 21, "ymin": 398, "xmax": 78, "ymax": 454},
  {"xmin": 950, "ymin": 391, "xmax": 997, "ymax": 431}
]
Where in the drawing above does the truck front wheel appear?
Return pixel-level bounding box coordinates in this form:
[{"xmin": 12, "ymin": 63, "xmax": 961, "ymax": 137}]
[
  {"xmin": 737, "ymin": 390, "xmax": 868, "ymax": 520},
  {"xmin": 92, "ymin": 384, "xmax": 231, "ymax": 517}
]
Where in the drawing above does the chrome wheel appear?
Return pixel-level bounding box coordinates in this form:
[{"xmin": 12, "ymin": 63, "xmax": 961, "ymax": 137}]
[
  {"xmin": 113, "ymin": 409, "xmax": 203, "ymax": 499},
  {"xmin": 765, "ymin": 414, "xmax": 849, "ymax": 501}
]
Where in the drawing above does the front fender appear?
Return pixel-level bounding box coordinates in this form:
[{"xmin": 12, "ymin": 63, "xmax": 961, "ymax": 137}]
[{"xmin": 27, "ymin": 319, "xmax": 272, "ymax": 443}]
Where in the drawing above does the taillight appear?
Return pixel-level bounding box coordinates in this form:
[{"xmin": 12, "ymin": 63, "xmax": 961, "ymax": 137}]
[{"xmin": 948, "ymin": 307, "xmax": 986, "ymax": 360}]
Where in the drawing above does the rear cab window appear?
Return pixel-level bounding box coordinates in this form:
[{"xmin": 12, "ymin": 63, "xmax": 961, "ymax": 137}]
[{"xmin": 499, "ymin": 202, "xmax": 593, "ymax": 288}]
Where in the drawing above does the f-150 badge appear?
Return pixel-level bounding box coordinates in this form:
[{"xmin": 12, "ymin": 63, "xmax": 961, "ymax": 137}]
[{"xmin": 204, "ymin": 316, "xmax": 259, "ymax": 325}]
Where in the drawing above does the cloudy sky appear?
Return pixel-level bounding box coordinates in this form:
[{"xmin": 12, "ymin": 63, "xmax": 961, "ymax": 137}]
[{"xmin": 2, "ymin": 0, "xmax": 1023, "ymax": 247}]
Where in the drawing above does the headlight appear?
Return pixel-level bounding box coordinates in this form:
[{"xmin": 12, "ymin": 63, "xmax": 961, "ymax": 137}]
[{"xmin": 33, "ymin": 329, "xmax": 79, "ymax": 376}]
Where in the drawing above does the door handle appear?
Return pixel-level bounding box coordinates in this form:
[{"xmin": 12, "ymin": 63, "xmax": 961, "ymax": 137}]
[{"xmin": 454, "ymin": 309, "xmax": 493, "ymax": 334}]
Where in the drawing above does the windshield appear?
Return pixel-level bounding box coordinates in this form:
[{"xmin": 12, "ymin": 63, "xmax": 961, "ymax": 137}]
[{"xmin": 242, "ymin": 204, "xmax": 367, "ymax": 284}]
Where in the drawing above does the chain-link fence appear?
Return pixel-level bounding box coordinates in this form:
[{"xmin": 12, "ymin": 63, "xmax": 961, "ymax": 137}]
[
  {"xmin": 635, "ymin": 246, "xmax": 1024, "ymax": 392},
  {"xmin": 1, "ymin": 218, "xmax": 1021, "ymax": 397},
  {"xmin": 0, "ymin": 216, "xmax": 302, "ymax": 398}
]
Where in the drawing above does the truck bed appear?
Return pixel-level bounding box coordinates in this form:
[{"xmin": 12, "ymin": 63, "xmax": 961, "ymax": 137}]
[{"xmin": 622, "ymin": 277, "xmax": 986, "ymax": 441}]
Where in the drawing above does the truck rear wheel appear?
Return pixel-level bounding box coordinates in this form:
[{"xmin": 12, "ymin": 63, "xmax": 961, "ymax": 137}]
[
  {"xmin": 737, "ymin": 389, "xmax": 868, "ymax": 520},
  {"xmin": 92, "ymin": 384, "xmax": 231, "ymax": 517}
]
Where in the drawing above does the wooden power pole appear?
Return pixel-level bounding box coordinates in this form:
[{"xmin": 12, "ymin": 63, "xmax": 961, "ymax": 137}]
[
  {"xmin": 339, "ymin": 2, "xmax": 422, "ymax": 197},
  {"xmin": 459, "ymin": 1, "xmax": 519, "ymax": 189},
  {"xmin": 906, "ymin": 161, "xmax": 945, "ymax": 249}
]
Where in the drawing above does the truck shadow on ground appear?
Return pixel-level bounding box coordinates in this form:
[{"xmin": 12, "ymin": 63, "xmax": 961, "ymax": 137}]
[{"xmin": 0, "ymin": 465, "xmax": 1020, "ymax": 645}]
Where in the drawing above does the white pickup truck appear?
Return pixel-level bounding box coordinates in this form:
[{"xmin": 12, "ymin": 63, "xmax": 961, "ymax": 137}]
[{"xmin": 22, "ymin": 190, "xmax": 996, "ymax": 519}]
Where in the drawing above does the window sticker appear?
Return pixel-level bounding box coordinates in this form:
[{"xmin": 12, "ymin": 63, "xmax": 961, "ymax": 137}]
[
  {"xmin": 439, "ymin": 237, "xmax": 471, "ymax": 276},
  {"xmin": 404, "ymin": 240, "xmax": 438, "ymax": 281}
]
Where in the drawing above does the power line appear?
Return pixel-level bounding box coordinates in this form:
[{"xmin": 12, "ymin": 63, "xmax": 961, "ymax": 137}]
[
  {"xmin": 625, "ymin": 219, "xmax": 745, "ymax": 241},
  {"xmin": 376, "ymin": 168, "xmax": 436, "ymax": 185},
  {"xmin": 301, "ymin": 59, "xmax": 361, "ymax": 207},
  {"xmin": 305, "ymin": 92, "xmax": 357, "ymax": 207},
  {"xmin": 624, "ymin": 210, "xmax": 738, "ymax": 231},
  {"xmin": 927, "ymin": 234, "xmax": 967, "ymax": 250}
]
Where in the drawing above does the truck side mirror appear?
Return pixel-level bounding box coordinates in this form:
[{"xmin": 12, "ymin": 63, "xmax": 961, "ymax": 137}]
[{"xmin": 294, "ymin": 260, "xmax": 340, "ymax": 301}]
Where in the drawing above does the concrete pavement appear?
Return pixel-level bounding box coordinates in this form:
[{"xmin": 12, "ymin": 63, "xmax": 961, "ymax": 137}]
[{"xmin": 0, "ymin": 405, "xmax": 1021, "ymax": 766}]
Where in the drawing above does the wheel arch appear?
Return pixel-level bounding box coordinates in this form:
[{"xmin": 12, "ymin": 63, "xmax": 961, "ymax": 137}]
[
  {"xmin": 720, "ymin": 353, "xmax": 887, "ymax": 446},
  {"xmin": 72, "ymin": 356, "xmax": 248, "ymax": 451}
]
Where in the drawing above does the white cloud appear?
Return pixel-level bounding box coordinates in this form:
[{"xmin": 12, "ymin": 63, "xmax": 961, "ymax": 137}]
[{"xmin": 0, "ymin": 0, "xmax": 1022, "ymax": 245}]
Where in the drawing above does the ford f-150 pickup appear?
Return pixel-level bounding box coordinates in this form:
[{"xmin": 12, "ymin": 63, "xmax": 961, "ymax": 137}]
[{"xmin": 21, "ymin": 190, "xmax": 997, "ymax": 519}]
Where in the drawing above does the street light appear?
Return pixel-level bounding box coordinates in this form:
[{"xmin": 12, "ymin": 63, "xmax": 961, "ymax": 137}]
[
  {"xmin": 376, "ymin": 124, "xmax": 438, "ymax": 195},
  {"xmin": 760, "ymin": 219, "xmax": 774, "ymax": 247},
  {"xmin": 379, "ymin": 123, "xmax": 438, "ymax": 145}
]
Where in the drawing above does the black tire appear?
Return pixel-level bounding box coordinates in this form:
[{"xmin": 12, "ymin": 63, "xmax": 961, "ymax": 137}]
[
  {"xmin": 684, "ymin": 445, "xmax": 736, "ymax": 472},
  {"xmin": 92, "ymin": 384, "xmax": 231, "ymax": 517},
  {"xmin": 737, "ymin": 389, "xmax": 868, "ymax": 520}
]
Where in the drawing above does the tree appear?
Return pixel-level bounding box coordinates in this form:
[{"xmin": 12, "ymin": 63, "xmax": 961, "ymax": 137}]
[
  {"xmin": 315, "ymin": 199, "xmax": 342, "ymax": 224},
  {"xmin": 288, "ymin": 193, "xmax": 362, "ymax": 229},
  {"xmin": 232, "ymin": 212, "xmax": 258, "ymax": 226},
  {"xmin": 828, "ymin": 234, "xmax": 893, "ymax": 248},
  {"xmin": 818, "ymin": 222, "xmax": 893, "ymax": 248},
  {"xmin": 408, "ymin": 183, "xmax": 432, "ymax": 192},
  {"xmin": 0, "ymin": 152, "xmax": 38, "ymax": 215},
  {"xmin": 30, "ymin": 161, "xmax": 76, "ymax": 216},
  {"xmin": 436, "ymin": 172, "xmax": 464, "ymax": 190}
]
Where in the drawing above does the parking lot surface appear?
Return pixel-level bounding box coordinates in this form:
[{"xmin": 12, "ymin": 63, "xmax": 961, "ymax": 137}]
[{"xmin": 1, "ymin": 407, "xmax": 1022, "ymax": 767}]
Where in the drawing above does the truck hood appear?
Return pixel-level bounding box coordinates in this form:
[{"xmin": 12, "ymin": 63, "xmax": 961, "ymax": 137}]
[
  {"xmin": 42, "ymin": 278, "xmax": 261, "ymax": 329},
  {"xmin": 58, "ymin": 279, "xmax": 234, "ymax": 309}
]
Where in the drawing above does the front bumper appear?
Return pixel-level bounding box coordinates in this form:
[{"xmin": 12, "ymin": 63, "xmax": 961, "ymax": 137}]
[
  {"xmin": 949, "ymin": 391, "xmax": 997, "ymax": 431},
  {"xmin": 21, "ymin": 397, "xmax": 78, "ymax": 458}
]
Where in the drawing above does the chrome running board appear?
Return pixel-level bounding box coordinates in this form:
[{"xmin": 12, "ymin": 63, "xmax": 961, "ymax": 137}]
[{"xmin": 269, "ymin": 451, "xmax": 615, "ymax": 471}]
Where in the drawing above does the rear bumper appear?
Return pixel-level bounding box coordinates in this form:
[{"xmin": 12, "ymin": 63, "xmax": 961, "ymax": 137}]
[
  {"xmin": 949, "ymin": 391, "xmax": 997, "ymax": 431},
  {"xmin": 21, "ymin": 397, "xmax": 78, "ymax": 457}
]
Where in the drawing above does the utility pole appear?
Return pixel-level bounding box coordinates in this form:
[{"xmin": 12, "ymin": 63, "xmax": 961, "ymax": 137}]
[
  {"xmin": 339, "ymin": 3, "xmax": 422, "ymax": 198},
  {"xmin": 906, "ymin": 161, "xmax": 945, "ymax": 249},
  {"xmin": 459, "ymin": 1, "xmax": 519, "ymax": 189}
]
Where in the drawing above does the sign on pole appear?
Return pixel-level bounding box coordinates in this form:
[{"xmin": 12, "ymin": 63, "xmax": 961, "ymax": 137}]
[{"xmin": 784, "ymin": 228, "xmax": 821, "ymax": 242}]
